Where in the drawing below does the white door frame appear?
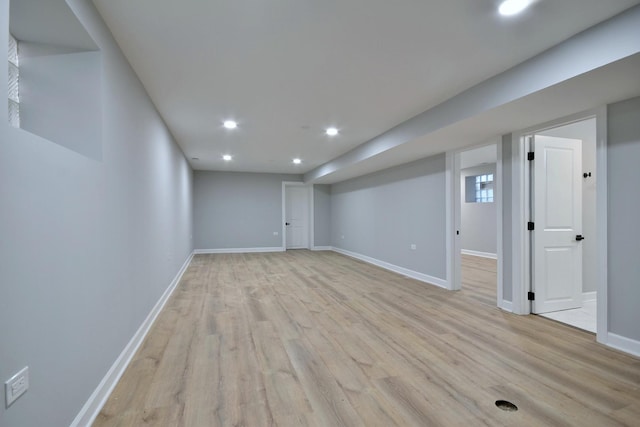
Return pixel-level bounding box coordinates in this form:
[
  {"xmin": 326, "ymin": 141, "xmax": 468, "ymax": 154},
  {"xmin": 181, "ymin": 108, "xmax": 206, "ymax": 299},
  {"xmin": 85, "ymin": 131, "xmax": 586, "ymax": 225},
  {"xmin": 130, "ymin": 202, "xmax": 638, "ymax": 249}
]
[
  {"xmin": 282, "ymin": 181, "xmax": 314, "ymax": 250},
  {"xmin": 510, "ymin": 106, "xmax": 607, "ymax": 343},
  {"xmin": 445, "ymin": 140, "xmax": 504, "ymax": 310}
]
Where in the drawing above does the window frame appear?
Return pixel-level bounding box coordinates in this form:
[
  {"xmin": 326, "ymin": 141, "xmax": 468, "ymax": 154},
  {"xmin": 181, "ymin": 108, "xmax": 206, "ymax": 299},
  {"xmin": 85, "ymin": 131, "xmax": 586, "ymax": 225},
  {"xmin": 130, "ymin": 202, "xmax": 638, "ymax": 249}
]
[
  {"xmin": 8, "ymin": 32, "xmax": 20, "ymax": 128},
  {"xmin": 473, "ymin": 173, "xmax": 494, "ymax": 203}
]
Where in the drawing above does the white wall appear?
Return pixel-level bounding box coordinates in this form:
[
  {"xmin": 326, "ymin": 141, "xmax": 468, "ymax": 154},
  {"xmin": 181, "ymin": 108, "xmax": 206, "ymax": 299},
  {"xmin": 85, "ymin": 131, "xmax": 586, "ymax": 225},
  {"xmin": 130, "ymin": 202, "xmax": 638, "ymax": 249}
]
[
  {"xmin": 0, "ymin": 1, "xmax": 193, "ymax": 426},
  {"xmin": 193, "ymin": 171, "xmax": 301, "ymax": 250},
  {"xmin": 540, "ymin": 118, "xmax": 597, "ymax": 293},
  {"xmin": 460, "ymin": 164, "xmax": 497, "ymax": 256},
  {"xmin": 331, "ymin": 155, "xmax": 447, "ymax": 281}
]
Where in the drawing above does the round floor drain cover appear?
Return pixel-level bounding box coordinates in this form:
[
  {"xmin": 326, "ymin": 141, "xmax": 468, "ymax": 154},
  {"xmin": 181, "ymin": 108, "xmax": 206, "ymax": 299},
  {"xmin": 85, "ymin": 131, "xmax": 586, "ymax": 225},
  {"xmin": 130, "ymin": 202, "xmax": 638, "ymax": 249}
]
[{"xmin": 495, "ymin": 400, "xmax": 518, "ymax": 411}]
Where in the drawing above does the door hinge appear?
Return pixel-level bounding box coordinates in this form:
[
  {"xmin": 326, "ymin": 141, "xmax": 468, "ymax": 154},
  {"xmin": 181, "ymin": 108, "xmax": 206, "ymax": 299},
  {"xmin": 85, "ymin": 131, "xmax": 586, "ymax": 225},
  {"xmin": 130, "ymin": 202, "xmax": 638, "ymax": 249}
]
[
  {"xmin": 527, "ymin": 152, "xmax": 535, "ymax": 161},
  {"xmin": 528, "ymin": 292, "xmax": 535, "ymax": 301},
  {"xmin": 527, "ymin": 221, "xmax": 534, "ymax": 231}
]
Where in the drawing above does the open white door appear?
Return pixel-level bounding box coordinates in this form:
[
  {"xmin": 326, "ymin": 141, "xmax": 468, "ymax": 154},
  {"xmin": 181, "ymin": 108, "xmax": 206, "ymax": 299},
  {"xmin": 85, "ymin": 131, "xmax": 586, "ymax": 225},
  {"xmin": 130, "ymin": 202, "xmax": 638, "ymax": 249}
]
[
  {"xmin": 532, "ymin": 135, "xmax": 583, "ymax": 314},
  {"xmin": 285, "ymin": 186, "xmax": 309, "ymax": 249}
]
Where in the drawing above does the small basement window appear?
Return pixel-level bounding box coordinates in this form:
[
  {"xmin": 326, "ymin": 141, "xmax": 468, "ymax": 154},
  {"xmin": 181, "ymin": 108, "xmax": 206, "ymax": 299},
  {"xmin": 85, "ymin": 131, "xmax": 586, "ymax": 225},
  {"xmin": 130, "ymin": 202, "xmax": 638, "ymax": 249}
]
[
  {"xmin": 465, "ymin": 173, "xmax": 494, "ymax": 203},
  {"xmin": 8, "ymin": 33, "xmax": 20, "ymax": 128},
  {"xmin": 9, "ymin": 0, "xmax": 102, "ymax": 159}
]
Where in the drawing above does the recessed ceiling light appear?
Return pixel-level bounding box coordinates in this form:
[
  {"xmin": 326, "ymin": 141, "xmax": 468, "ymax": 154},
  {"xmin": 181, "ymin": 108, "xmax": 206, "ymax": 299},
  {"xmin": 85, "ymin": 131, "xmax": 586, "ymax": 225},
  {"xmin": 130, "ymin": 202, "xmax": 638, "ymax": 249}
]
[
  {"xmin": 222, "ymin": 154, "xmax": 232, "ymax": 161},
  {"xmin": 326, "ymin": 127, "xmax": 339, "ymax": 136},
  {"xmin": 223, "ymin": 120, "xmax": 237, "ymax": 129},
  {"xmin": 498, "ymin": 0, "xmax": 531, "ymax": 16},
  {"xmin": 293, "ymin": 158, "xmax": 302, "ymax": 164}
]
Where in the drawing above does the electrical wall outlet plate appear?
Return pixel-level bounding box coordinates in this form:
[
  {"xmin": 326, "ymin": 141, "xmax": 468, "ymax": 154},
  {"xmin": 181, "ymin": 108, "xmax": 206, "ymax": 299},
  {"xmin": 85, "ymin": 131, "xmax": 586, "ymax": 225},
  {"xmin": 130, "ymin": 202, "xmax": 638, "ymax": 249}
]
[{"xmin": 5, "ymin": 366, "xmax": 29, "ymax": 408}]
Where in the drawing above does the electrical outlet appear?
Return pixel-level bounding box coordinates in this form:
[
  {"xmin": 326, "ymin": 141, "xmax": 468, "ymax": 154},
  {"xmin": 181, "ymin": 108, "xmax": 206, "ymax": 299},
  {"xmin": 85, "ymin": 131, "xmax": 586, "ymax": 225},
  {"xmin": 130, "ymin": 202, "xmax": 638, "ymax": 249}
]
[
  {"xmin": 5, "ymin": 366, "xmax": 29, "ymax": 408},
  {"xmin": 273, "ymin": 231, "xmax": 279, "ymax": 236},
  {"xmin": 410, "ymin": 244, "xmax": 417, "ymax": 250}
]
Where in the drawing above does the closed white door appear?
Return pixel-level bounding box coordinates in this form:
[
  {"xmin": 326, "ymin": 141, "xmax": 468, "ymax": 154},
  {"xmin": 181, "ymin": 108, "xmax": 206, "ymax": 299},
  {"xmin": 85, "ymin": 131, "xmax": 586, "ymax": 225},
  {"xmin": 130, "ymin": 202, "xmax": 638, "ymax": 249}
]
[
  {"xmin": 532, "ymin": 135, "xmax": 583, "ymax": 314},
  {"xmin": 285, "ymin": 186, "xmax": 309, "ymax": 249}
]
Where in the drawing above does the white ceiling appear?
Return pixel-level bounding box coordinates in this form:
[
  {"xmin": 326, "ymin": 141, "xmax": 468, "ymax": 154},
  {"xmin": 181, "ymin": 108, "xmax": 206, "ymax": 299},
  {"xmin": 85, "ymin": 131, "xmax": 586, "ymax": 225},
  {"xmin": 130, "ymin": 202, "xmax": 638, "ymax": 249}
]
[
  {"xmin": 317, "ymin": 52, "xmax": 640, "ymax": 183},
  {"xmin": 92, "ymin": 0, "xmax": 640, "ymax": 181}
]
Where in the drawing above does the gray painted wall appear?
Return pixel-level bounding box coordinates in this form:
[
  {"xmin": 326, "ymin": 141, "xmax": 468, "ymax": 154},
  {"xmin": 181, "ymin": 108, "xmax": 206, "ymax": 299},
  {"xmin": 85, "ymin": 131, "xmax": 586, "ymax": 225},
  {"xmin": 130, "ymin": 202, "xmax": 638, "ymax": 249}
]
[
  {"xmin": 501, "ymin": 134, "xmax": 513, "ymax": 302},
  {"xmin": 540, "ymin": 118, "xmax": 597, "ymax": 293},
  {"xmin": 193, "ymin": 171, "xmax": 301, "ymax": 249},
  {"xmin": 0, "ymin": 1, "xmax": 193, "ymax": 426},
  {"xmin": 607, "ymin": 96, "xmax": 640, "ymax": 342},
  {"xmin": 331, "ymin": 155, "xmax": 446, "ymax": 280},
  {"xmin": 313, "ymin": 185, "xmax": 332, "ymax": 247},
  {"xmin": 19, "ymin": 45, "xmax": 102, "ymax": 161},
  {"xmin": 461, "ymin": 164, "xmax": 497, "ymax": 255}
]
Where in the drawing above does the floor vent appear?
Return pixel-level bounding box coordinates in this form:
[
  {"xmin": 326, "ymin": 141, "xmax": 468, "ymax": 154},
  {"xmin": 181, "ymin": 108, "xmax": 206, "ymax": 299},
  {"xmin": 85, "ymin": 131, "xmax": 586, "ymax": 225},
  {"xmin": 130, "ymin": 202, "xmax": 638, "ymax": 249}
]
[{"xmin": 495, "ymin": 400, "xmax": 518, "ymax": 411}]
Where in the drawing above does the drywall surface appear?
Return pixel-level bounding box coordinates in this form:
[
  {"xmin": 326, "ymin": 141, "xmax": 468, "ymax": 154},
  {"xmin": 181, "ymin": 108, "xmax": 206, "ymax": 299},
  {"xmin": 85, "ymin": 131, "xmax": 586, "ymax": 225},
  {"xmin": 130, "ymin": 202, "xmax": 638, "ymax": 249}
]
[
  {"xmin": 540, "ymin": 118, "xmax": 597, "ymax": 293},
  {"xmin": 331, "ymin": 154, "xmax": 446, "ymax": 280},
  {"xmin": 0, "ymin": 1, "xmax": 193, "ymax": 426},
  {"xmin": 313, "ymin": 184, "xmax": 332, "ymax": 247},
  {"xmin": 193, "ymin": 171, "xmax": 301, "ymax": 250},
  {"xmin": 460, "ymin": 164, "xmax": 497, "ymax": 255},
  {"xmin": 19, "ymin": 46, "xmax": 102, "ymax": 160},
  {"xmin": 306, "ymin": 5, "xmax": 640, "ymax": 183},
  {"xmin": 501, "ymin": 134, "xmax": 513, "ymax": 303},
  {"xmin": 607, "ymin": 96, "xmax": 640, "ymax": 341}
]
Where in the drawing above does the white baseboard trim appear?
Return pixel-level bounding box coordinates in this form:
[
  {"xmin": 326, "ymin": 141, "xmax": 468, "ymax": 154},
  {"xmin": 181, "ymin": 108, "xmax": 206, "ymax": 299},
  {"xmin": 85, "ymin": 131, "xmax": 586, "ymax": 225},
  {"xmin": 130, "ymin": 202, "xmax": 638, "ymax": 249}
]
[
  {"xmin": 332, "ymin": 247, "xmax": 448, "ymax": 289},
  {"xmin": 311, "ymin": 246, "xmax": 333, "ymax": 251},
  {"xmin": 500, "ymin": 300, "xmax": 513, "ymax": 312},
  {"xmin": 583, "ymin": 291, "xmax": 597, "ymax": 303},
  {"xmin": 193, "ymin": 247, "xmax": 284, "ymax": 254},
  {"xmin": 71, "ymin": 252, "xmax": 194, "ymax": 427},
  {"xmin": 606, "ymin": 333, "xmax": 640, "ymax": 358},
  {"xmin": 461, "ymin": 249, "xmax": 497, "ymax": 259}
]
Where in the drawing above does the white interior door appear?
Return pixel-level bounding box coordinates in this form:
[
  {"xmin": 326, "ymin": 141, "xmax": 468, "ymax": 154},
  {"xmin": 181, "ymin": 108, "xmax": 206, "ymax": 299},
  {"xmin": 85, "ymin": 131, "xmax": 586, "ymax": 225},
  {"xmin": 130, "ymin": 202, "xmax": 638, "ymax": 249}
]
[
  {"xmin": 532, "ymin": 135, "xmax": 583, "ymax": 314},
  {"xmin": 285, "ymin": 186, "xmax": 309, "ymax": 249}
]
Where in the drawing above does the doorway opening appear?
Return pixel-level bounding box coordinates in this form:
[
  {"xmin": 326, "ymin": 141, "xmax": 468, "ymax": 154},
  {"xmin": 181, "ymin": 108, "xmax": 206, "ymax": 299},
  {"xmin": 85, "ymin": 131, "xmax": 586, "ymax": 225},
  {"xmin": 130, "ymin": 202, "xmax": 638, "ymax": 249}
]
[
  {"xmin": 458, "ymin": 144, "xmax": 499, "ymax": 306},
  {"xmin": 282, "ymin": 182, "xmax": 313, "ymax": 250},
  {"xmin": 449, "ymin": 142, "xmax": 502, "ymax": 309},
  {"xmin": 527, "ymin": 118, "xmax": 597, "ymax": 333}
]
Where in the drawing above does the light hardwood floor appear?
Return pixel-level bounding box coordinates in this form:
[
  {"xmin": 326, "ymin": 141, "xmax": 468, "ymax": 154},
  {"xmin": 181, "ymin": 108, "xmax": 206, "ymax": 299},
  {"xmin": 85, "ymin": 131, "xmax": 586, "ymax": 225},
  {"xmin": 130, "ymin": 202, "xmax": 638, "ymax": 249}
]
[{"xmin": 94, "ymin": 251, "xmax": 640, "ymax": 426}]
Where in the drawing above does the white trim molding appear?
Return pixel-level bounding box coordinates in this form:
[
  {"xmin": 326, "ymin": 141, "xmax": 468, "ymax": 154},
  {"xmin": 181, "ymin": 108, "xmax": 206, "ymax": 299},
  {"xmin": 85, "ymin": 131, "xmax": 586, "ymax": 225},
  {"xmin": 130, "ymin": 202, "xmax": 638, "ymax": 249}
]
[
  {"xmin": 583, "ymin": 291, "xmax": 597, "ymax": 303},
  {"xmin": 193, "ymin": 247, "xmax": 284, "ymax": 254},
  {"xmin": 445, "ymin": 151, "xmax": 458, "ymax": 291},
  {"xmin": 461, "ymin": 249, "xmax": 497, "ymax": 259},
  {"xmin": 71, "ymin": 252, "xmax": 194, "ymax": 427},
  {"xmin": 500, "ymin": 300, "xmax": 513, "ymax": 313},
  {"xmin": 594, "ymin": 105, "xmax": 608, "ymax": 344},
  {"xmin": 332, "ymin": 247, "xmax": 448, "ymax": 289},
  {"xmin": 510, "ymin": 132, "xmax": 530, "ymax": 315},
  {"xmin": 606, "ymin": 333, "xmax": 640, "ymax": 358},
  {"xmin": 311, "ymin": 246, "xmax": 333, "ymax": 251},
  {"xmin": 496, "ymin": 139, "xmax": 504, "ymax": 312}
]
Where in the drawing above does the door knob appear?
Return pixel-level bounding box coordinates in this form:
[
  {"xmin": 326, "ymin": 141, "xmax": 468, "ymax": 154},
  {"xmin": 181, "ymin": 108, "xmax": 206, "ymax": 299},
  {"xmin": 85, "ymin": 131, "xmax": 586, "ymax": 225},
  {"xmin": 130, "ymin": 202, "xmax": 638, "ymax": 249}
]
[
  {"xmin": 285, "ymin": 222, "xmax": 290, "ymax": 226},
  {"xmin": 576, "ymin": 235, "xmax": 585, "ymax": 241}
]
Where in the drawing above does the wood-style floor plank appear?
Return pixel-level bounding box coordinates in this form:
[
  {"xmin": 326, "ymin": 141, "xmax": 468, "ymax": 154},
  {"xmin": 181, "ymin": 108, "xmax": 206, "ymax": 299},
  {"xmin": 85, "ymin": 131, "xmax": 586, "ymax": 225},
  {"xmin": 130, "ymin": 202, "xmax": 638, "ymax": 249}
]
[{"xmin": 94, "ymin": 251, "xmax": 640, "ymax": 426}]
